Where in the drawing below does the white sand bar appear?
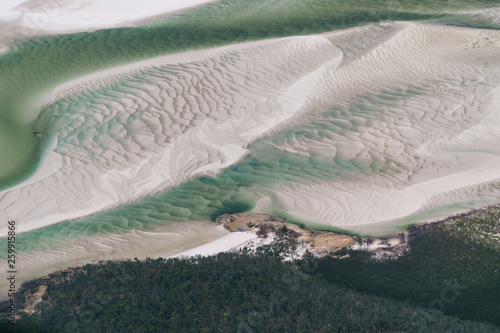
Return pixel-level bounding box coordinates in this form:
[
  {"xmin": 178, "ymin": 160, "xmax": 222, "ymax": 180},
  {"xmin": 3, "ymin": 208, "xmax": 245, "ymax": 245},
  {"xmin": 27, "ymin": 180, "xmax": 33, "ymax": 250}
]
[{"xmin": 0, "ymin": 0, "xmax": 217, "ymax": 33}]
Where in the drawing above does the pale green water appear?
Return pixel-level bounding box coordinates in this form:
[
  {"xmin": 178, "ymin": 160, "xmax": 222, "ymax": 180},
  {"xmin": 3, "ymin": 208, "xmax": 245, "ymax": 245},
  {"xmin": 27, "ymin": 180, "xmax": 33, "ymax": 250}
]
[{"xmin": 1, "ymin": 0, "xmax": 500, "ymax": 256}]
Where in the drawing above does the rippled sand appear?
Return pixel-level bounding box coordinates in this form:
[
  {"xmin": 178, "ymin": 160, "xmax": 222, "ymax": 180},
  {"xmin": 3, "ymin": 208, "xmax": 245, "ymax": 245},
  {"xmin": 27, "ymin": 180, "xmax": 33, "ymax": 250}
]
[
  {"xmin": 267, "ymin": 23, "xmax": 500, "ymax": 234},
  {"xmin": 1, "ymin": 34, "xmax": 342, "ymax": 235}
]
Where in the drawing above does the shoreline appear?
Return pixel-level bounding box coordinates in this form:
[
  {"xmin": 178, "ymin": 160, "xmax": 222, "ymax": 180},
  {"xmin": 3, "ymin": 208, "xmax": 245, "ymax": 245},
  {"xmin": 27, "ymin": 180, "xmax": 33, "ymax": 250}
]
[
  {"xmin": 4, "ymin": 202, "xmax": 500, "ymax": 309},
  {"xmin": 3, "ymin": 201, "xmax": 500, "ymax": 303}
]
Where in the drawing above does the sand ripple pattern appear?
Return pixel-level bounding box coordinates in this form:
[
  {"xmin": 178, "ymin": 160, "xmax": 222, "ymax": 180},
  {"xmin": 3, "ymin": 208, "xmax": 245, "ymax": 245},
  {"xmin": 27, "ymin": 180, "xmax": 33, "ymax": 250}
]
[
  {"xmin": 0, "ymin": 35, "xmax": 341, "ymax": 234},
  {"xmin": 264, "ymin": 23, "xmax": 500, "ymax": 234}
]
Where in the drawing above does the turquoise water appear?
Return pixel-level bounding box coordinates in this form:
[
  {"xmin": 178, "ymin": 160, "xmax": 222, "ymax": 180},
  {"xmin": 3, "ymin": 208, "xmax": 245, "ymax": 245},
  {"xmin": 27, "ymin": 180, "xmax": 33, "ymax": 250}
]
[{"xmin": 1, "ymin": 0, "xmax": 500, "ymax": 256}]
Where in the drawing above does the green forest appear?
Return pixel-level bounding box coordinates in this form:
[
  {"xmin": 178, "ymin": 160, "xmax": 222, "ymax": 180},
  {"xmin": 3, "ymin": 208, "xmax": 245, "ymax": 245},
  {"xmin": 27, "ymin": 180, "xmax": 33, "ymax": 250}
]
[{"xmin": 1, "ymin": 208, "xmax": 499, "ymax": 332}]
